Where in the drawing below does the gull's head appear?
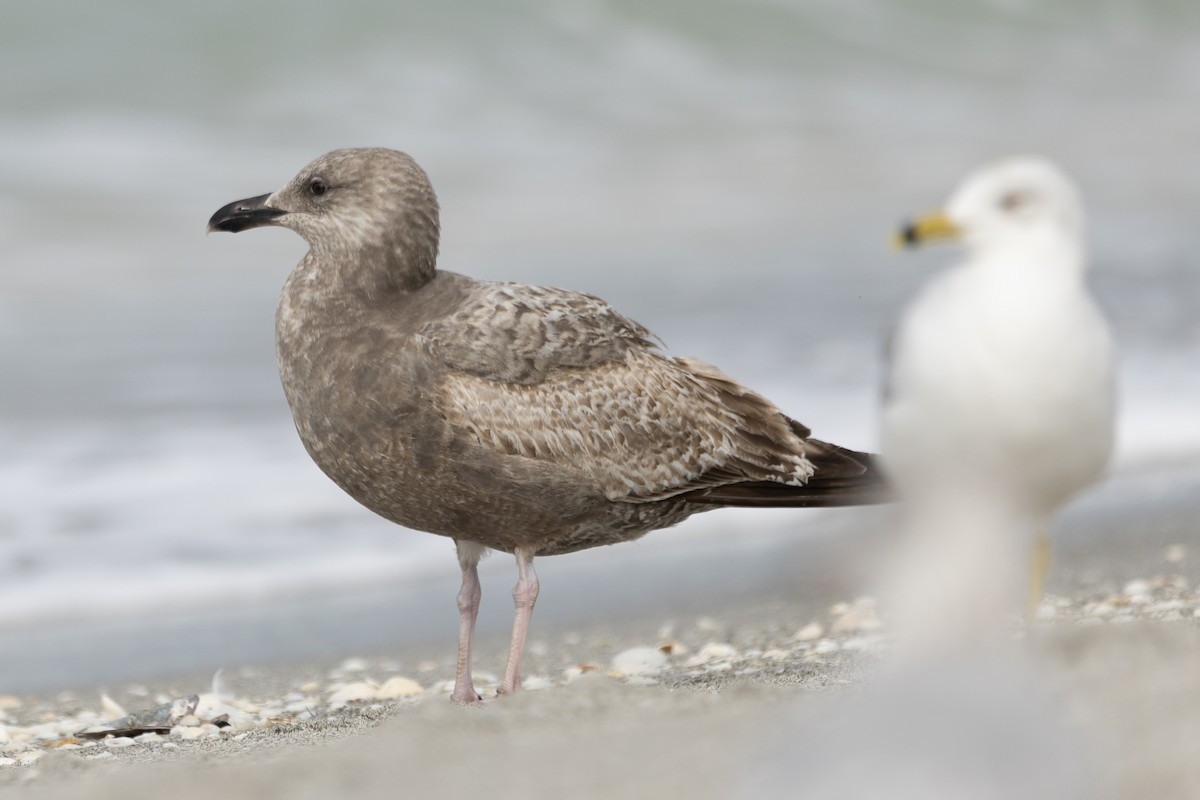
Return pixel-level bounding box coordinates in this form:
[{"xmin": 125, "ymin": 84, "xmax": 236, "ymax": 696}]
[
  {"xmin": 208, "ymin": 148, "xmax": 441, "ymax": 288},
  {"xmin": 897, "ymin": 157, "xmax": 1085, "ymax": 260}
]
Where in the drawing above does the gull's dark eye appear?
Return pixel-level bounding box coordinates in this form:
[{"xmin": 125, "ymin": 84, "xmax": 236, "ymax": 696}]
[
  {"xmin": 309, "ymin": 178, "xmax": 329, "ymax": 197},
  {"xmin": 999, "ymin": 190, "xmax": 1029, "ymax": 212}
]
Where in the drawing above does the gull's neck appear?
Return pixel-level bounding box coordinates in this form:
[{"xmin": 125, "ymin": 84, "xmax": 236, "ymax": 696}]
[
  {"xmin": 299, "ymin": 215, "xmax": 439, "ymax": 301},
  {"xmin": 965, "ymin": 225, "xmax": 1086, "ymax": 285}
]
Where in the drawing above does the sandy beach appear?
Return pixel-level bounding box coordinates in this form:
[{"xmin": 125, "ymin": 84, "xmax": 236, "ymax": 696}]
[
  {"xmin": 2, "ymin": 464, "xmax": 1199, "ymax": 799},
  {"xmin": 3, "ymin": 596, "xmax": 1200, "ymax": 799}
]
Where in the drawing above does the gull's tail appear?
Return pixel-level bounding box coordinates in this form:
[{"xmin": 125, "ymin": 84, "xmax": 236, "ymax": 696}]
[{"xmin": 683, "ymin": 436, "xmax": 891, "ymax": 509}]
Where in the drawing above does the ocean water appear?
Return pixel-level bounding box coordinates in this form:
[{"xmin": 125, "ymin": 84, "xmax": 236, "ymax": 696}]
[{"xmin": 1, "ymin": 0, "xmax": 1199, "ymax": 642}]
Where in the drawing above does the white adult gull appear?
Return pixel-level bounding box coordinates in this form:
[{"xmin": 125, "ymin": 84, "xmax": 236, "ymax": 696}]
[
  {"xmin": 884, "ymin": 156, "xmax": 1116, "ymax": 616},
  {"xmin": 208, "ymin": 147, "xmax": 887, "ymax": 703}
]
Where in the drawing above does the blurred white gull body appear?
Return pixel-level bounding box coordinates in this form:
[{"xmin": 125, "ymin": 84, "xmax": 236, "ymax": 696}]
[
  {"xmin": 883, "ymin": 156, "xmax": 1116, "ymax": 633},
  {"xmin": 740, "ymin": 158, "xmax": 1117, "ymax": 800}
]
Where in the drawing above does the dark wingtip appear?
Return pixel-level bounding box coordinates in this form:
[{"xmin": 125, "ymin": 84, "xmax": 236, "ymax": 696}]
[
  {"xmin": 207, "ymin": 193, "xmax": 286, "ymax": 234},
  {"xmin": 681, "ymin": 443, "xmax": 893, "ymax": 509}
]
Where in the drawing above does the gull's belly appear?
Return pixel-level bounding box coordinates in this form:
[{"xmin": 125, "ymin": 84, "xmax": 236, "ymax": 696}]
[{"xmin": 884, "ymin": 279, "xmax": 1114, "ymax": 508}]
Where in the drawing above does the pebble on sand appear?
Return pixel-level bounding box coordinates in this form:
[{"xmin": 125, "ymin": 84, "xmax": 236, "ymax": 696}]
[
  {"xmin": 4, "ymin": 576, "xmax": 1200, "ymax": 776},
  {"xmin": 813, "ymin": 639, "xmax": 841, "ymax": 655},
  {"xmin": 830, "ymin": 597, "xmax": 883, "ymax": 634}
]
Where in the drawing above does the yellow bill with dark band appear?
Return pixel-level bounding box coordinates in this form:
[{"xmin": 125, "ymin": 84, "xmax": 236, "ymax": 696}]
[{"xmin": 893, "ymin": 211, "xmax": 961, "ymax": 250}]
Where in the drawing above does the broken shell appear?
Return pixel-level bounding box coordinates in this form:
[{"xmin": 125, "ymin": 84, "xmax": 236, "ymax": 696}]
[
  {"xmin": 623, "ymin": 676, "xmax": 660, "ymax": 687},
  {"xmin": 609, "ymin": 647, "xmax": 667, "ymax": 677},
  {"xmin": 327, "ymin": 682, "xmax": 378, "ymax": 708},
  {"xmin": 685, "ymin": 643, "xmax": 738, "ymax": 667},
  {"xmin": 795, "ymin": 622, "xmax": 824, "ymax": 642},
  {"xmin": 171, "ymin": 725, "xmax": 206, "ymax": 740},
  {"xmin": 658, "ymin": 640, "xmax": 688, "ymax": 656},
  {"xmin": 831, "ymin": 600, "xmax": 883, "ymax": 634},
  {"xmin": 562, "ymin": 665, "xmax": 600, "ymax": 683},
  {"xmin": 376, "ymin": 677, "xmax": 424, "ymax": 699},
  {"xmin": 100, "ymin": 694, "xmax": 127, "ymax": 719}
]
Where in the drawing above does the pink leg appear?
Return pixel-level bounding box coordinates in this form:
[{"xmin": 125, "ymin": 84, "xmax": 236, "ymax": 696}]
[
  {"xmin": 497, "ymin": 548, "xmax": 539, "ymax": 696},
  {"xmin": 451, "ymin": 542, "xmax": 483, "ymax": 704}
]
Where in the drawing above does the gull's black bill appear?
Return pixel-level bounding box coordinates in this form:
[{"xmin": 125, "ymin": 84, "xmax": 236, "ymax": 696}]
[
  {"xmin": 207, "ymin": 193, "xmax": 286, "ymax": 233},
  {"xmin": 896, "ymin": 220, "xmax": 921, "ymax": 248}
]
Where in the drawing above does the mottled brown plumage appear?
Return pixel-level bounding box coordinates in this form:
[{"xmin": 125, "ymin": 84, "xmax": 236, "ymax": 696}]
[{"xmin": 208, "ymin": 147, "xmax": 885, "ymax": 702}]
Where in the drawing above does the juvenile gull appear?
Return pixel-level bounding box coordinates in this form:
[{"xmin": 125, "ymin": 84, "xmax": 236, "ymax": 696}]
[
  {"xmin": 884, "ymin": 156, "xmax": 1116, "ymax": 623},
  {"xmin": 208, "ymin": 147, "xmax": 884, "ymax": 703}
]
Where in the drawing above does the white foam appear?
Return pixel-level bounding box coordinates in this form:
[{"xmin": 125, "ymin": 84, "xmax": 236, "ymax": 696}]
[{"xmin": 1, "ymin": 335, "xmax": 1194, "ymax": 631}]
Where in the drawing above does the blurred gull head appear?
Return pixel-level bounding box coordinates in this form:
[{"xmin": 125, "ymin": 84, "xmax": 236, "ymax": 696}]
[{"xmin": 899, "ymin": 156, "xmax": 1086, "ymax": 264}]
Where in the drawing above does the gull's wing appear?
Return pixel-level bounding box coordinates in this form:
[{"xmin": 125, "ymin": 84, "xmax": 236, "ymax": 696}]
[
  {"xmin": 420, "ymin": 282, "xmax": 817, "ymax": 502},
  {"xmin": 421, "ymin": 282, "xmax": 657, "ymax": 385}
]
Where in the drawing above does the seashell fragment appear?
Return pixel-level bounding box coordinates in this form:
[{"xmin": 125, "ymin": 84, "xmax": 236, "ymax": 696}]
[
  {"xmin": 376, "ymin": 677, "xmax": 424, "ymax": 699},
  {"xmin": 609, "ymin": 647, "xmax": 668, "ymax": 677}
]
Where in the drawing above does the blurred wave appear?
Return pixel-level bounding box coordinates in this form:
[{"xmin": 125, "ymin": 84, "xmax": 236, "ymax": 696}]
[{"xmin": 1, "ymin": 0, "xmax": 1197, "ymax": 630}]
